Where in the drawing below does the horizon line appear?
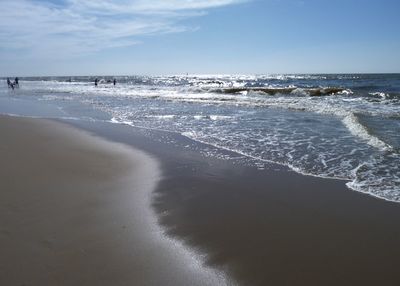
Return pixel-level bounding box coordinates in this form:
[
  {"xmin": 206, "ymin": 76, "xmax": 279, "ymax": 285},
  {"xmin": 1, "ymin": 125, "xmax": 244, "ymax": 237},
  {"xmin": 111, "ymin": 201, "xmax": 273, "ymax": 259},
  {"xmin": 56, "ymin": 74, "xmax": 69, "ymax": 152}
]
[{"xmin": 2, "ymin": 72, "xmax": 400, "ymax": 78}]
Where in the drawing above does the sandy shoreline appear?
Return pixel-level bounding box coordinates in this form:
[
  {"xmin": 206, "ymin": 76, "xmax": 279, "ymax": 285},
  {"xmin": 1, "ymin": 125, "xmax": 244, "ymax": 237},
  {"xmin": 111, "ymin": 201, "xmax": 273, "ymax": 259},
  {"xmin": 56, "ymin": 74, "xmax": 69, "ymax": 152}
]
[
  {"xmin": 1, "ymin": 115, "xmax": 400, "ymax": 286},
  {"xmin": 0, "ymin": 116, "xmax": 228, "ymax": 286},
  {"xmin": 70, "ymin": 119, "xmax": 400, "ymax": 286}
]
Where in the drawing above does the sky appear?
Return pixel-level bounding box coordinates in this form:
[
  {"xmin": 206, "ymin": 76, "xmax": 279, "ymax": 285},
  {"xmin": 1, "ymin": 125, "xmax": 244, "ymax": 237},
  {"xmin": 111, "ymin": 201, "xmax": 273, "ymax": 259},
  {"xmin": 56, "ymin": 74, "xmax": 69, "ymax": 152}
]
[{"xmin": 0, "ymin": 0, "xmax": 399, "ymax": 76}]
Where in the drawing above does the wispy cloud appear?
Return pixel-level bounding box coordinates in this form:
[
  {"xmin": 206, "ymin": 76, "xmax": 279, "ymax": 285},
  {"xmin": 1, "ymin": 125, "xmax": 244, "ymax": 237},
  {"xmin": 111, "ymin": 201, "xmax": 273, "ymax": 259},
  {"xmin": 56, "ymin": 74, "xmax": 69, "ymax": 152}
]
[{"xmin": 0, "ymin": 0, "xmax": 244, "ymax": 58}]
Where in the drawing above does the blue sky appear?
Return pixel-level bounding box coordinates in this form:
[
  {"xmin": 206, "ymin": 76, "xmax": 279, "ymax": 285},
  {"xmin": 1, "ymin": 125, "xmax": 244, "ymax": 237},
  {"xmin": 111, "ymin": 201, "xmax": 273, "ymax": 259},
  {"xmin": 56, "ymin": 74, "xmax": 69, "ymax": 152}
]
[{"xmin": 0, "ymin": 0, "xmax": 399, "ymax": 76}]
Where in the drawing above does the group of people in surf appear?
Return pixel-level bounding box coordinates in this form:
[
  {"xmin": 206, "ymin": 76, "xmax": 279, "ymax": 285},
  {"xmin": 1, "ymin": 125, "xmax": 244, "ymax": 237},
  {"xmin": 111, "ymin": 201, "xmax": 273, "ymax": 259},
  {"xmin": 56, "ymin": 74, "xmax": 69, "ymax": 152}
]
[
  {"xmin": 7, "ymin": 77, "xmax": 19, "ymax": 90},
  {"xmin": 94, "ymin": 78, "xmax": 117, "ymax": 87}
]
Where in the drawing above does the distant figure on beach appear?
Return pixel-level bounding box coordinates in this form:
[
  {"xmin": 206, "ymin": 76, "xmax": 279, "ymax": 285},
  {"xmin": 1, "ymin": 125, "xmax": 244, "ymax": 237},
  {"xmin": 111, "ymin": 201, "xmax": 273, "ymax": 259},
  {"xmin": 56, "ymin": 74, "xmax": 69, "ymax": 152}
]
[
  {"xmin": 113, "ymin": 79, "xmax": 116, "ymax": 86},
  {"xmin": 6, "ymin": 78, "xmax": 14, "ymax": 90},
  {"xmin": 14, "ymin": 77, "xmax": 19, "ymax": 87},
  {"xmin": 95, "ymin": 78, "xmax": 98, "ymax": 87}
]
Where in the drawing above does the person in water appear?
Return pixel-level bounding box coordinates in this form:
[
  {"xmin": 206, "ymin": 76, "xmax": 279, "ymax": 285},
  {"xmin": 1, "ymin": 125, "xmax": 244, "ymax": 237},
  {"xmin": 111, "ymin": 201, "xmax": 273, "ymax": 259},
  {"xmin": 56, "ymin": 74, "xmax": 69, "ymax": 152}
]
[
  {"xmin": 95, "ymin": 78, "xmax": 98, "ymax": 87},
  {"xmin": 7, "ymin": 78, "xmax": 11, "ymax": 88},
  {"xmin": 113, "ymin": 79, "xmax": 116, "ymax": 86},
  {"xmin": 14, "ymin": 77, "xmax": 19, "ymax": 87}
]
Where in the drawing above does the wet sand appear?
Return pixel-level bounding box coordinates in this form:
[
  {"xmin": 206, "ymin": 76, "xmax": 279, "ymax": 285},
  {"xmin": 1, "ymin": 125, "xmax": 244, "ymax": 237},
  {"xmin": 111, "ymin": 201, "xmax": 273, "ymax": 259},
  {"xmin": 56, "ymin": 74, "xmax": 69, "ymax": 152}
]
[
  {"xmin": 1, "ymin": 115, "xmax": 400, "ymax": 286},
  {"xmin": 70, "ymin": 119, "xmax": 400, "ymax": 286},
  {"xmin": 0, "ymin": 116, "xmax": 228, "ymax": 286}
]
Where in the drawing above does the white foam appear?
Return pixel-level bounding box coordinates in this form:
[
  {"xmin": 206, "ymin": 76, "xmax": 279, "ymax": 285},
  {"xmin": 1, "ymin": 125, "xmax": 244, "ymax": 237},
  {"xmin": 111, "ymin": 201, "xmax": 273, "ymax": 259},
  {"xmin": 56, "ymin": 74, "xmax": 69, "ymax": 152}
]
[
  {"xmin": 337, "ymin": 89, "xmax": 353, "ymax": 95},
  {"xmin": 147, "ymin": 115, "xmax": 176, "ymax": 119},
  {"xmin": 209, "ymin": 115, "xmax": 232, "ymax": 121},
  {"xmin": 342, "ymin": 113, "xmax": 391, "ymax": 151},
  {"xmin": 369, "ymin": 92, "xmax": 387, "ymax": 99}
]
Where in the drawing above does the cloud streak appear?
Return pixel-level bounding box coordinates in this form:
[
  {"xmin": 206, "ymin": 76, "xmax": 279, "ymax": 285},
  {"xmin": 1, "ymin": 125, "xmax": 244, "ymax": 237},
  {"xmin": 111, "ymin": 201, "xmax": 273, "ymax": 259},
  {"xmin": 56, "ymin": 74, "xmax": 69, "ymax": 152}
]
[{"xmin": 0, "ymin": 0, "xmax": 244, "ymax": 59}]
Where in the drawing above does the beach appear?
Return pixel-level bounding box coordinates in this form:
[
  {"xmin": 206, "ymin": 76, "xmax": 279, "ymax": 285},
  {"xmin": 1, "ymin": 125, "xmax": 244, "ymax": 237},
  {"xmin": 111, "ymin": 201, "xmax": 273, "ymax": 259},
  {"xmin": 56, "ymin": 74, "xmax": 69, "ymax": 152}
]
[
  {"xmin": 1, "ymin": 0, "xmax": 399, "ymax": 284},
  {"xmin": 0, "ymin": 74, "xmax": 400, "ymax": 285}
]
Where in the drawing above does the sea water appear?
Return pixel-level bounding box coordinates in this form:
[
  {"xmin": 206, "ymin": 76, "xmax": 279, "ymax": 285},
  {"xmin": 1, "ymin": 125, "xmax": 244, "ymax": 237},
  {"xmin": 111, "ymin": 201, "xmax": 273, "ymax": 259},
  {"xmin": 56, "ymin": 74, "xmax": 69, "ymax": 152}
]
[{"xmin": 1, "ymin": 74, "xmax": 399, "ymax": 202}]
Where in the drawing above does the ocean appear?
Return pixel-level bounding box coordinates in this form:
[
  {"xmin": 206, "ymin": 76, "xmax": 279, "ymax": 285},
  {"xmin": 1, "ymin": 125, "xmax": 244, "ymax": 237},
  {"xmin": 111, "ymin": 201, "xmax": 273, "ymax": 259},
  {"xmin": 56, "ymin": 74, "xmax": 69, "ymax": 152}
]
[{"xmin": 1, "ymin": 74, "xmax": 399, "ymax": 202}]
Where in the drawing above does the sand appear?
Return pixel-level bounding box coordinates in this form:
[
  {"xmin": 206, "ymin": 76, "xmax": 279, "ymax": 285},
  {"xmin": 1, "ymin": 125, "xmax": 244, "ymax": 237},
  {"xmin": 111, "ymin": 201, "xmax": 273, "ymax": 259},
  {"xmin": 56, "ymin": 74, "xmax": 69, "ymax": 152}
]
[
  {"xmin": 69, "ymin": 119, "xmax": 400, "ymax": 286},
  {"xmin": 1, "ymin": 115, "xmax": 400, "ymax": 286},
  {"xmin": 0, "ymin": 116, "xmax": 228, "ymax": 286}
]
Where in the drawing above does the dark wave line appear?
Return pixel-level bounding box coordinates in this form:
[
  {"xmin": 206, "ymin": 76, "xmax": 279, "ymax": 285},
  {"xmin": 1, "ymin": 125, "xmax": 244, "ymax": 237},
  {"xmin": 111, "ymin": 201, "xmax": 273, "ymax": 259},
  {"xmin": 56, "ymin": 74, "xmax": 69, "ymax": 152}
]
[{"xmin": 208, "ymin": 87, "xmax": 348, "ymax": 96}]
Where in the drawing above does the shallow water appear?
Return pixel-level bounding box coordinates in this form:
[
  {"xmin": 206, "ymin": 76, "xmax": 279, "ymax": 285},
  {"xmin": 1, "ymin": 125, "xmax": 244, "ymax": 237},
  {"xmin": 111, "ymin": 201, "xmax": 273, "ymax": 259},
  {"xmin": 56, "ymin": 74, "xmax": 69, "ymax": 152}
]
[{"xmin": 1, "ymin": 74, "xmax": 399, "ymax": 202}]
